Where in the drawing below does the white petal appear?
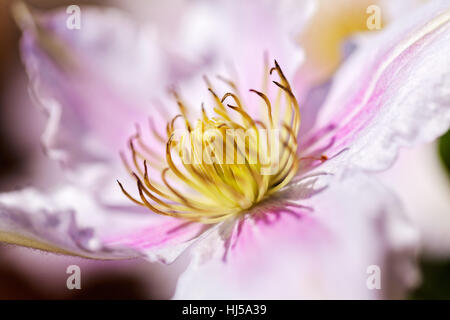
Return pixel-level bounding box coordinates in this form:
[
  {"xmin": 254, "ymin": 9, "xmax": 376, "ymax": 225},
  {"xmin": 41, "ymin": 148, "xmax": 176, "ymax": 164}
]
[
  {"xmin": 174, "ymin": 172, "xmax": 419, "ymax": 299},
  {"xmin": 304, "ymin": 1, "xmax": 450, "ymax": 172},
  {"xmin": 379, "ymin": 142, "xmax": 450, "ymax": 259}
]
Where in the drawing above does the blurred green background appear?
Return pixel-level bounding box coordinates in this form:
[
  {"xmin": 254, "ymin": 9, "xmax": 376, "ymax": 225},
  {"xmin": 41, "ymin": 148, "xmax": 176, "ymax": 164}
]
[{"xmin": 411, "ymin": 130, "xmax": 450, "ymax": 299}]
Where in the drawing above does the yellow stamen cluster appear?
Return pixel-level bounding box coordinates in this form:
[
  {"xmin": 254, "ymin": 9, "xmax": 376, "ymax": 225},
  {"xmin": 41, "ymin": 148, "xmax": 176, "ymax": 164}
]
[{"xmin": 118, "ymin": 61, "xmax": 301, "ymax": 223}]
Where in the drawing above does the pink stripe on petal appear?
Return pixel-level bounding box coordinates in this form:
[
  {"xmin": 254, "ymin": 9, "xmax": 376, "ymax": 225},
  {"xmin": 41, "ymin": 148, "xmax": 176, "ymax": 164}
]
[
  {"xmin": 304, "ymin": 2, "xmax": 450, "ymax": 171},
  {"xmin": 103, "ymin": 216, "xmax": 210, "ymax": 262}
]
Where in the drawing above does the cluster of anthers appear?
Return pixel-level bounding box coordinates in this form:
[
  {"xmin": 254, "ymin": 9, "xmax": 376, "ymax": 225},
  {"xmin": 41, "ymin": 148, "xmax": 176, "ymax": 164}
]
[{"xmin": 118, "ymin": 61, "xmax": 302, "ymax": 224}]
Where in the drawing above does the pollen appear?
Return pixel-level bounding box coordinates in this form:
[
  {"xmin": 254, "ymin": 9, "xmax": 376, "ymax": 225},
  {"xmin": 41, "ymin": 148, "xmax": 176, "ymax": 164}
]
[{"xmin": 118, "ymin": 60, "xmax": 301, "ymax": 224}]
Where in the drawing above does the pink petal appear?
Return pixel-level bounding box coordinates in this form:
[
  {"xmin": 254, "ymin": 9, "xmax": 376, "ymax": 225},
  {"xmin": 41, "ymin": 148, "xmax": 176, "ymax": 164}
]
[
  {"xmin": 0, "ymin": 188, "xmax": 136, "ymax": 259},
  {"xmin": 156, "ymin": 0, "xmax": 311, "ymax": 118},
  {"xmin": 102, "ymin": 215, "xmax": 211, "ymax": 264},
  {"xmin": 303, "ymin": 1, "xmax": 450, "ymax": 171},
  {"xmin": 18, "ymin": 7, "xmax": 170, "ymax": 167},
  {"xmin": 174, "ymin": 173, "xmax": 419, "ymax": 299},
  {"xmin": 0, "ymin": 183, "xmax": 206, "ymax": 263}
]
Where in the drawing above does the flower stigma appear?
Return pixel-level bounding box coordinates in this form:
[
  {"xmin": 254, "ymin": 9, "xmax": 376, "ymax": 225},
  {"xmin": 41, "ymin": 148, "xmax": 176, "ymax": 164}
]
[{"xmin": 118, "ymin": 61, "xmax": 303, "ymax": 224}]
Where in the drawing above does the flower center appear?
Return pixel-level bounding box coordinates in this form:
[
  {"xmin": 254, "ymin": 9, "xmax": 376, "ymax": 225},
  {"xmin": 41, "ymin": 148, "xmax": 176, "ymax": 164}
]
[{"xmin": 118, "ymin": 60, "xmax": 301, "ymax": 223}]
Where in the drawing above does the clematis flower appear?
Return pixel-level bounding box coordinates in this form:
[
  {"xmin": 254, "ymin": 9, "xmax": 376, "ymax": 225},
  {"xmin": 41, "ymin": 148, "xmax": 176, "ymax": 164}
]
[{"xmin": 1, "ymin": 0, "xmax": 449, "ymax": 299}]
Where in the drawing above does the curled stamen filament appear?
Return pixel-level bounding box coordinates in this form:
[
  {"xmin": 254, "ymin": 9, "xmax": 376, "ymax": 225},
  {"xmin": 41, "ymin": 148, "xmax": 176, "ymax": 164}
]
[{"xmin": 118, "ymin": 61, "xmax": 302, "ymax": 223}]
